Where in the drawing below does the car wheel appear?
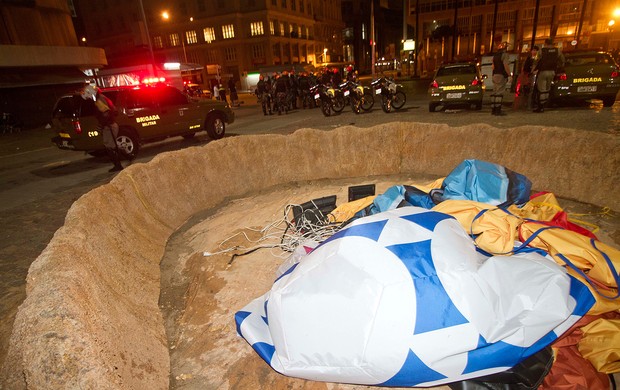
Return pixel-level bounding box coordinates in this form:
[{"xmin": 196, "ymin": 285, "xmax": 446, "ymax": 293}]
[
  {"xmin": 474, "ymin": 101, "xmax": 482, "ymax": 110},
  {"xmin": 361, "ymin": 92, "xmax": 374, "ymax": 111},
  {"xmin": 602, "ymin": 96, "xmax": 616, "ymax": 107},
  {"xmin": 429, "ymin": 103, "xmax": 438, "ymax": 112},
  {"xmin": 206, "ymin": 115, "xmax": 225, "ymax": 139},
  {"xmin": 116, "ymin": 128, "xmax": 139, "ymax": 159},
  {"xmin": 392, "ymin": 91, "xmax": 406, "ymax": 110}
]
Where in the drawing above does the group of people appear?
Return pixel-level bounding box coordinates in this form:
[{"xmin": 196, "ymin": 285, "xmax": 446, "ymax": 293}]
[
  {"xmin": 492, "ymin": 38, "xmax": 565, "ymax": 115},
  {"xmin": 254, "ymin": 67, "xmax": 355, "ymax": 115}
]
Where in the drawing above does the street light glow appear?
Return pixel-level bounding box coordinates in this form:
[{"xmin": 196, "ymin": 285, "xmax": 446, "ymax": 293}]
[{"xmin": 162, "ymin": 11, "xmax": 170, "ymax": 20}]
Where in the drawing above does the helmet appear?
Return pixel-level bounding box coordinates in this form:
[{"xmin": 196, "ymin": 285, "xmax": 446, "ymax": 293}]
[{"xmin": 80, "ymin": 84, "xmax": 98, "ymax": 101}]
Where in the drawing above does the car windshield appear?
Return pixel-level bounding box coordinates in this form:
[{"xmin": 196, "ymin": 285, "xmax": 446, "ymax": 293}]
[
  {"xmin": 437, "ymin": 65, "xmax": 476, "ymax": 77},
  {"xmin": 565, "ymin": 53, "xmax": 614, "ymax": 66}
]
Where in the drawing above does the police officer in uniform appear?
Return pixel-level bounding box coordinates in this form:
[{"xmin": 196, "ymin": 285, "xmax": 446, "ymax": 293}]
[
  {"xmin": 80, "ymin": 84, "xmax": 123, "ymax": 172},
  {"xmin": 491, "ymin": 41, "xmax": 511, "ymax": 116},
  {"xmin": 256, "ymin": 74, "xmax": 272, "ymax": 115},
  {"xmin": 533, "ymin": 38, "xmax": 564, "ymax": 113},
  {"xmin": 521, "ymin": 45, "xmax": 539, "ymax": 109}
]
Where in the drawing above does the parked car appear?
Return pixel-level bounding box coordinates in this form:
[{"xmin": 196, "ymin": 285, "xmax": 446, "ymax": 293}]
[
  {"xmin": 51, "ymin": 83, "xmax": 234, "ymax": 159},
  {"xmin": 428, "ymin": 62, "xmax": 486, "ymax": 112},
  {"xmin": 551, "ymin": 50, "xmax": 620, "ymax": 107}
]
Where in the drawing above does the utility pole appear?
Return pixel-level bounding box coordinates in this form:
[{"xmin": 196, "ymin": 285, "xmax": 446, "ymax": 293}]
[
  {"xmin": 575, "ymin": 0, "xmax": 588, "ymax": 49},
  {"xmin": 531, "ymin": 0, "xmax": 541, "ymax": 48},
  {"xmin": 403, "ymin": 0, "xmax": 408, "ymax": 75},
  {"xmin": 491, "ymin": 0, "xmax": 499, "ymax": 50},
  {"xmin": 414, "ymin": 0, "xmax": 419, "ymax": 77},
  {"xmin": 138, "ymin": 0, "xmax": 156, "ymax": 75},
  {"xmin": 371, "ymin": 0, "xmax": 376, "ymax": 78},
  {"xmin": 452, "ymin": 0, "xmax": 458, "ymax": 58}
]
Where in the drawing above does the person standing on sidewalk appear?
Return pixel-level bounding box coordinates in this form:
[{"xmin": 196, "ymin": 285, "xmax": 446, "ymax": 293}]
[
  {"xmin": 533, "ymin": 38, "xmax": 564, "ymax": 113},
  {"xmin": 218, "ymin": 83, "xmax": 227, "ymax": 104},
  {"xmin": 212, "ymin": 81, "xmax": 220, "ymax": 100},
  {"xmin": 228, "ymin": 78, "xmax": 239, "ymax": 107},
  {"xmin": 491, "ymin": 41, "xmax": 512, "ymax": 116}
]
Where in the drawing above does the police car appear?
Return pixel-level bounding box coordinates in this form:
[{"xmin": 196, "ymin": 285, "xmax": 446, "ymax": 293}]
[
  {"xmin": 551, "ymin": 50, "xmax": 620, "ymax": 107},
  {"xmin": 428, "ymin": 62, "xmax": 486, "ymax": 112},
  {"xmin": 51, "ymin": 83, "xmax": 234, "ymax": 159}
]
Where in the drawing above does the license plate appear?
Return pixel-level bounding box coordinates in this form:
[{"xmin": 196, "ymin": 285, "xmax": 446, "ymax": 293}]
[
  {"xmin": 446, "ymin": 92, "xmax": 462, "ymax": 99},
  {"xmin": 577, "ymin": 85, "xmax": 597, "ymax": 93},
  {"xmin": 376, "ymin": 88, "xmax": 382, "ymax": 94},
  {"xmin": 314, "ymin": 93, "xmax": 320, "ymax": 100},
  {"xmin": 344, "ymin": 90, "xmax": 350, "ymax": 96},
  {"xmin": 61, "ymin": 140, "xmax": 69, "ymax": 147}
]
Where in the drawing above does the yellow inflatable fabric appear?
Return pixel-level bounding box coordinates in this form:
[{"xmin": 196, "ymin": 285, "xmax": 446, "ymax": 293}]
[
  {"xmin": 328, "ymin": 195, "xmax": 376, "ymax": 224},
  {"xmin": 432, "ymin": 200, "xmax": 521, "ymax": 255},
  {"xmin": 578, "ymin": 317, "xmax": 620, "ymax": 374}
]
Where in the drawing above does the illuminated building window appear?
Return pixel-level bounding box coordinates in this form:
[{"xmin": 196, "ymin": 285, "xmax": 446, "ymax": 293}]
[
  {"xmin": 186, "ymin": 30, "xmax": 198, "ymax": 44},
  {"xmin": 154, "ymin": 35, "xmax": 163, "ymax": 49},
  {"xmin": 279, "ymin": 22, "xmax": 285, "ymax": 36},
  {"xmin": 250, "ymin": 21, "xmax": 264, "ymax": 36},
  {"xmin": 203, "ymin": 27, "xmax": 216, "ymax": 43},
  {"xmin": 169, "ymin": 33, "xmax": 180, "ymax": 47},
  {"xmin": 222, "ymin": 24, "xmax": 235, "ymax": 39},
  {"xmin": 270, "ymin": 20, "xmax": 275, "ymax": 35}
]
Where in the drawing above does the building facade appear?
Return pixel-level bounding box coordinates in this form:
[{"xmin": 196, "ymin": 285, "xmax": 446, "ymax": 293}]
[
  {"xmin": 0, "ymin": 0, "xmax": 106, "ymax": 127},
  {"xmin": 77, "ymin": 0, "xmax": 344, "ymax": 84},
  {"xmin": 408, "ymin": 0, "xmax": 620, "ymax": 75}
]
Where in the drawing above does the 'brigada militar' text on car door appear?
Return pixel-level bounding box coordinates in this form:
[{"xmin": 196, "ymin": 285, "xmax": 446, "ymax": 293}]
[{"xmin": 120, "ymin": 86, "xmax": 201, "ymax": 139}]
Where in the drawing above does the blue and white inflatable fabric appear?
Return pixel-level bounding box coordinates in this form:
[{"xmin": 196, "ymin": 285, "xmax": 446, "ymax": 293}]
[{"xmin": 235, "ymin": 207, "xmax": 595, "ymax": 387}]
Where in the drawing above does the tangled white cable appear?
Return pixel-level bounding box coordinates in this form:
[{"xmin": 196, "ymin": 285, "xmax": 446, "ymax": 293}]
[{"xmin": 203, "ymin": 202, "xmax": 345, "ymax": 265}]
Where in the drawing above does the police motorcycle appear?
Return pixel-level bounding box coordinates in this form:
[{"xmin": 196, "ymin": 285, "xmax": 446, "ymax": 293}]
[
  {"xmin": 371, "ymin": 76, "xmax": 406, "ymax": 113},
  {"xmin": 340, "ymin": 81, "xmax": 375, "ymax": 112},
  {"xmin": 310, "ymin": 83, "xmax": 346, "ymax": 117},
  {"xmin": 339, "ymin": 80, "xmax": 365, "ymax": 114},
  {"xmin": 309, "ymin": 84, "xmax": 342, "ymax": 117}
]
